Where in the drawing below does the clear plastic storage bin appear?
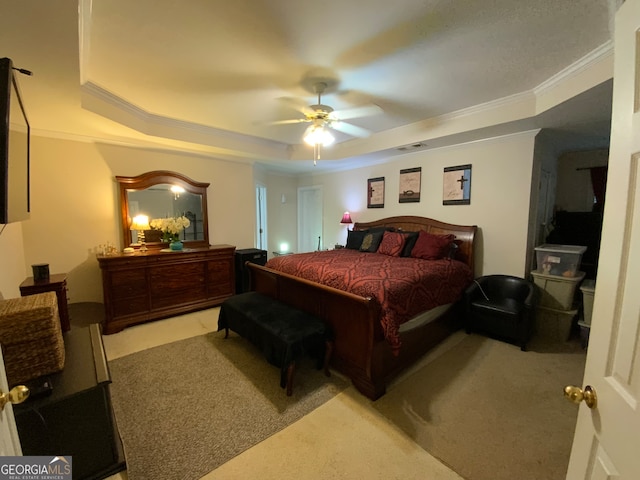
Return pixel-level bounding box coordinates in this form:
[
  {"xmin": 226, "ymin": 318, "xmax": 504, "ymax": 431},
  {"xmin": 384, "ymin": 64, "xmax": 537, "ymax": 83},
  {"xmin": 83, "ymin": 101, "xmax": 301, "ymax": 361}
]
[{"xmin": 535, "ymin": 244, "xmax": 587, "ymax": 278}]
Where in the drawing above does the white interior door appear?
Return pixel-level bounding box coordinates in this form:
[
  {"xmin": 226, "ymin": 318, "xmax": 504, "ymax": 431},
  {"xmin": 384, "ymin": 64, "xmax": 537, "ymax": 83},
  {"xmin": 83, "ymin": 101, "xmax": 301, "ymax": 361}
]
[
  {"xmin": 297, "ymin": 186, "xmax": 323, "ymax": 253},
  {"xmin": 0, "ymin": 347, "xmax": 23, "ymax": 456},
  {"xmin": 565, "ymin": 0, "xmax": 640, "ymax": 477}
]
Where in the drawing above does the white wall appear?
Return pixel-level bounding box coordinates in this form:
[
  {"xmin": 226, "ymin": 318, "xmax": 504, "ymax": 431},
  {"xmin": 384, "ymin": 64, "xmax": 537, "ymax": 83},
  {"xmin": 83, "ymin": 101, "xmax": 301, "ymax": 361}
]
[
  {"xmin": 289, "ymin": 131, "xmax": 538, "ymax": 277},
  {"xmin": 4, "ymin": 135, "xmax": 256, "ymax": 304}
]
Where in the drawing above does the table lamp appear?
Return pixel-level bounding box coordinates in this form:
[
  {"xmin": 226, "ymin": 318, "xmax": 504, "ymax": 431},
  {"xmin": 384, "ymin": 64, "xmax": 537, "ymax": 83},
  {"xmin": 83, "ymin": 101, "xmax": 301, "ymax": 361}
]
[
  {"xmin": 130, "ymin": 214, "xmax": 150, "ymax": 252},
  {"xmin": 340, "ymin": 211, "xmax": 353, "ymax": 228}
]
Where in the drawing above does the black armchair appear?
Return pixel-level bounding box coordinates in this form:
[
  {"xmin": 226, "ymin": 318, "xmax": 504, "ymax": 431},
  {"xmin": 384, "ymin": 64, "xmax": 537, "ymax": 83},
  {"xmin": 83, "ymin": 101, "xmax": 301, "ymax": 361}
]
[{"xmin": 464, "ymin": 274, "xmax": 536, "ymax": 351}]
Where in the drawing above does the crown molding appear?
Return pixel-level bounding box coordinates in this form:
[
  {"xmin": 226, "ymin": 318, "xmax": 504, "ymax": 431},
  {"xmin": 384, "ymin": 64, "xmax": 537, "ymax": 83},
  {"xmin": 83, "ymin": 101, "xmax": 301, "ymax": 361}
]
[
  {"xmin": 419, "ymin": 41, "xmax": 613, "ymax": 129},
  {"xmin": 80, "ymin": 81, "xmax": 290, "ymax": 151},
  {"xmin": 436, "ymin": 90, "xmax": 535, "ymax": 123},
  {"xmin": 30, "ymin": 126, "xmax": 261, "ymax": 168},
  {"xmin": 75, "ymin": 28, "xmax": 612, "ymax": 167},
  {"xmin": 534, "ymin": 40, "xmax": 613, "ymax": 96}
]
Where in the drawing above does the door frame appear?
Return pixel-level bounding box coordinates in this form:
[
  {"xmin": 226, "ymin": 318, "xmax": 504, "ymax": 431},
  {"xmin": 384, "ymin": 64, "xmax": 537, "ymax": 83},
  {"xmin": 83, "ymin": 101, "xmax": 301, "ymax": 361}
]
[{"xmin": 255, "ymin": 184, "xmax": 267, "ymax": 250}]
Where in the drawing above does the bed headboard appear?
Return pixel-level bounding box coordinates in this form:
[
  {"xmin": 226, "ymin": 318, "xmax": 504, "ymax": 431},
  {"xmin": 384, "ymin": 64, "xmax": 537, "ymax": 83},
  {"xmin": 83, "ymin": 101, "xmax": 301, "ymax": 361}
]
[{"xmin": 353, "ymin": 215, "xmax": 477, "ymax": 273}]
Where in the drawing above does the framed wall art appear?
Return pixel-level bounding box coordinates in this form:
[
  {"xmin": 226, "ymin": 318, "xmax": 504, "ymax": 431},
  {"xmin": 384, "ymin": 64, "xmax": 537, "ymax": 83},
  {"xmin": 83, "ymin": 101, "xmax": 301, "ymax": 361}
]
[
  {"xmin": 367, "ymin": 177, "xmax": 385, "ymax": 208},
  {"xmin": 399, "ymin": 167, "xmax": 421, "ymax": 203},
  {"xmin": 443, "ymin": 164, "xmax": 472, "ymax": 205}
]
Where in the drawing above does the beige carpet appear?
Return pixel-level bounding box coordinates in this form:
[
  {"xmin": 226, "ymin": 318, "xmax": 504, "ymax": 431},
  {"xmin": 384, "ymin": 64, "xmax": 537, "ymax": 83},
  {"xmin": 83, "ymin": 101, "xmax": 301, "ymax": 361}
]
[
  {"xmin": 374, "ymin": 333, "xmax": 586, "ymax": 480},
  {"xmin": 108, "ymin": 331, "xmax": 348, "ymax": 480}
]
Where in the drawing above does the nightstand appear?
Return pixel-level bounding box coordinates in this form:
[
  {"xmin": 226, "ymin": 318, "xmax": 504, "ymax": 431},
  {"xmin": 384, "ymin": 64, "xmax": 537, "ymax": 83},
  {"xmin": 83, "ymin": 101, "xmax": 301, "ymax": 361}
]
[{"xmin": 19, "ymin": 273, "xmax": 70, "ymax": 332}]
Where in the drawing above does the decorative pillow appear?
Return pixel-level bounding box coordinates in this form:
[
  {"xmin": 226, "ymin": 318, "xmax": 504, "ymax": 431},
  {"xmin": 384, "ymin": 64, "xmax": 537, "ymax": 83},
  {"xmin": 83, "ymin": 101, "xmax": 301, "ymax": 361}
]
[
  {"xmin": 359, "ymin": 231, "xmax": 384, "ymax": 252},
  {"xmin": 400, "ymin": 231, "xmax": 419, "ymax": 257},
  {"xmin": 410, "ymin": 231, "xmax": 455, "ymax": 260},
  {"xmin": 377, "ymin": 231, "xmax": 407, "ymax": 257},
  {"xmin": 346, "ymin": 230, "xmax": 367, "ymax": 250}
]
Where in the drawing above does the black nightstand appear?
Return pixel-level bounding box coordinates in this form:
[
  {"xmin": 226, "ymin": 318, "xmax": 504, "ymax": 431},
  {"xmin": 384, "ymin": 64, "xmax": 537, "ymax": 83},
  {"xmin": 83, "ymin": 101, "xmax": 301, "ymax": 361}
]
[{"xmin": 235, "ymin": 248, "xmax": 267, "ymax": 293}]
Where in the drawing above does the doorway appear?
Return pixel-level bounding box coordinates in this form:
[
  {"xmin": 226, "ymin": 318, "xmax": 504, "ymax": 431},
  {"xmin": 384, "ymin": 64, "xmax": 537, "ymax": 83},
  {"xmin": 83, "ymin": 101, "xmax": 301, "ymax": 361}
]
[{"xmin": 297, "ymin": 186, "xmax": 323, "ymax": 253}]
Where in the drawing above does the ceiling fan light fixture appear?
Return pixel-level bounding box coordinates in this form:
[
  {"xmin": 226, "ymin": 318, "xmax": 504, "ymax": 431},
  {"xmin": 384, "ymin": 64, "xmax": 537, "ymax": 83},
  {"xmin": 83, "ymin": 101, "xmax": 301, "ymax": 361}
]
[{"xmin": 303, "ymin": 123, "xmax": 335, "ymax": 147}]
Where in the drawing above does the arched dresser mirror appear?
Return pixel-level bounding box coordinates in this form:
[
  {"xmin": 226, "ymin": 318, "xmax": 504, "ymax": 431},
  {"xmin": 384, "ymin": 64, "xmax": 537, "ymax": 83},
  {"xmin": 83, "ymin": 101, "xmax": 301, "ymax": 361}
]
[{"xmin": 117, "ymin": 170, "xmax": 210, "ymax": 251}]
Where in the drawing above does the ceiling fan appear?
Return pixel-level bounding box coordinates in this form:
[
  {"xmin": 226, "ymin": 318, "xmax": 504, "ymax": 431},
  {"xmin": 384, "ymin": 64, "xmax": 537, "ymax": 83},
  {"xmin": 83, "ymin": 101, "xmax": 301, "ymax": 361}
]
[{"xmin": 267, "ymin": 81, "xmax": 383, "ymax": 163}]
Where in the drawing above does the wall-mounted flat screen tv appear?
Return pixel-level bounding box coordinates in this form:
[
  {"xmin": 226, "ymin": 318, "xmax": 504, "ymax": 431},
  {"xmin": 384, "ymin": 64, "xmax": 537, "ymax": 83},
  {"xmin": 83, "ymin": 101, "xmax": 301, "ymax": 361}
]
[{"xmin": 0, "ymin": 57, "xmax": 30, "ymax": 224}]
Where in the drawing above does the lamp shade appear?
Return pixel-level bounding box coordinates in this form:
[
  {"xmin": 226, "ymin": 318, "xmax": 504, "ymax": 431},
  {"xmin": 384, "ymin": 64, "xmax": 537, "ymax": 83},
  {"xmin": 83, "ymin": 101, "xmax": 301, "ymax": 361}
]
[
  {"xmin": 304, "ymin": 124, "xmax": 335, "ymax": 147},
  {"xmin": 340, "ymin": 211, "xmax": 353, "ymax": 224},
  {"xmin": 130, "ymin": 214, "xmax": 150, "ymax": 231}
]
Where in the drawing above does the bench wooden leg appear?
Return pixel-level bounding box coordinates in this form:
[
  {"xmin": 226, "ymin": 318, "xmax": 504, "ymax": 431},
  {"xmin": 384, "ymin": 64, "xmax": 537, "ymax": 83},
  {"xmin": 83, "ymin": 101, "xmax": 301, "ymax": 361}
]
[
  {"xmin": 224, "ymin": 327, "xmax": 229, "ymax": 339},
  {"xmin": 323, "ymin": 340, "xmax": 333, "ymax": 377},
  {"xmin": 286, "ymin": 361, "xmax": 295, "ymax": 396}
]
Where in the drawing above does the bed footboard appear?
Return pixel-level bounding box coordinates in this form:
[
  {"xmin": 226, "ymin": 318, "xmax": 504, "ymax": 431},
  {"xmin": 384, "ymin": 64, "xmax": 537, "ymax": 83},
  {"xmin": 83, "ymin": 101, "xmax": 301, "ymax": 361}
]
[
  {"xmin": 247, "ymin": 262, "xmax": 461, "ymax": 399},
  {"xmin": 247, "ymin": 262, "xmax": 390, "ymax": 398}
]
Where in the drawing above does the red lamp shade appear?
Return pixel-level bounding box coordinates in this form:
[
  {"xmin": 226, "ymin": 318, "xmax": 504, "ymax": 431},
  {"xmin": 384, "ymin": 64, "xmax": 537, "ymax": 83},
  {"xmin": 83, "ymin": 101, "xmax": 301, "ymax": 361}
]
[{"xmin": 340, "ymin": 211, "xmax": 353, "ymax": 224}]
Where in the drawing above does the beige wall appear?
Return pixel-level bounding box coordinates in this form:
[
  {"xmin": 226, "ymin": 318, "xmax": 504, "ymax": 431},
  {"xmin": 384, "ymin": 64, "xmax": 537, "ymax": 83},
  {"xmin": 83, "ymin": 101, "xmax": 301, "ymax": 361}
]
[
  {"xmin": 278, "ymin": 131, "xmax": 538, "ymax": 277},
  {"xmin": 260, "ymin": 172, "xmax": 298, "ymax": 256},
  {"xmin": 0, "ymin": 222, "xmax": 27, "ymax": 299},
  {"xmin": 1, "ymin": 129, "xmax": 538, "ymax": 304},
  {"xmin": 556, "ymin": 149, "xmax": 609, "ymax": 212},
  {"xmin": 1, "ymin": 135, "xmax": 255, "ymax": 303}
]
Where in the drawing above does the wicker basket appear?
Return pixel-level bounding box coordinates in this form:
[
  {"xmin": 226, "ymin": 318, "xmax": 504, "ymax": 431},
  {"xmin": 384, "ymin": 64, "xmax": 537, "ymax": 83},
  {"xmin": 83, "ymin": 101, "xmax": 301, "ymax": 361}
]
[{"xmin": 0, "ymin": 292, "xmax": 65, "ymax": 385}]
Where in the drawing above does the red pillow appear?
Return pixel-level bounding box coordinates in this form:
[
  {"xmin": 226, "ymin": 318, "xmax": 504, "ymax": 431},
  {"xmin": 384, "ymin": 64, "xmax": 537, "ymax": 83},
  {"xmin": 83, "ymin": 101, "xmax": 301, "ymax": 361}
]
[
  {"xmin": 411, "ymin": 231, "xmax": 455, "ymax": 260},
  {"xmin": 377, "ymin": 231, "xmax": 406, "ymax": 257}
]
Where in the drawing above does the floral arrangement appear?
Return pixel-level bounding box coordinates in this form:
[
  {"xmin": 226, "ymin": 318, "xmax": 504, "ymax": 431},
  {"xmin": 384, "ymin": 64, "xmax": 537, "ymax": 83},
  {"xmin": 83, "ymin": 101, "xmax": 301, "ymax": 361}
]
[{"xmin": 150, "ymin": 216, "xmax": 191, "ymax": 243}]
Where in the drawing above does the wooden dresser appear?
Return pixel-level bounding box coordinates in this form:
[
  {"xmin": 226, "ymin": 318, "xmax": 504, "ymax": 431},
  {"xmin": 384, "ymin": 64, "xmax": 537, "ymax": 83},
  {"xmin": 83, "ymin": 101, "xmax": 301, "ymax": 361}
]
[{"xmin": 97, "ymin": 245, "xmax": 235, "ymax": 334}]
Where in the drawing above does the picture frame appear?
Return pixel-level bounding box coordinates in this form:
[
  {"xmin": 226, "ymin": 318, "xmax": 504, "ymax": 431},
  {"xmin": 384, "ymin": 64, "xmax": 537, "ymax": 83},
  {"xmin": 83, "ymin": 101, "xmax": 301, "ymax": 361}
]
[
  {"xmin": 443, "ymin": 164, "xmax": 472, "ymax": 205},
  {"xmin": 399, "ymin": 167, "xmax": 421, "ymax": 203},
  {"xmin": 367, "ymin": 177, "xmax": 385, "ymax": 208}
]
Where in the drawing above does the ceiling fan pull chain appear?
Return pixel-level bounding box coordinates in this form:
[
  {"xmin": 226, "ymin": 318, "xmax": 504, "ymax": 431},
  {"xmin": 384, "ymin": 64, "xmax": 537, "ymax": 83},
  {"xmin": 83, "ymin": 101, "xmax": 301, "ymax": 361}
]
[{"xmin": 313, "ymin": 144, "xmax": 320, "ymax": 166}]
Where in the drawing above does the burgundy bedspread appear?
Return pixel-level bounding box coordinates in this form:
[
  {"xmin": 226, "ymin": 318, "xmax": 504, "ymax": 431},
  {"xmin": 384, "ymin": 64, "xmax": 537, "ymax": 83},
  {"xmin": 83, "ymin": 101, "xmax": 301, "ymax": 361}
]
[{"xmin": 265, "ymin": 250, "xmax": 473, "ymax": 351}]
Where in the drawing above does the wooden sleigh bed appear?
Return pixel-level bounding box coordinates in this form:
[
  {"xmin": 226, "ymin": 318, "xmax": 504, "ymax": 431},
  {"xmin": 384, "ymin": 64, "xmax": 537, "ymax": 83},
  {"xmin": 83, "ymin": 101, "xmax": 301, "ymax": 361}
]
[{"xmin": 247, "ymin": 215, "xmax": 477, "ymax": 400}]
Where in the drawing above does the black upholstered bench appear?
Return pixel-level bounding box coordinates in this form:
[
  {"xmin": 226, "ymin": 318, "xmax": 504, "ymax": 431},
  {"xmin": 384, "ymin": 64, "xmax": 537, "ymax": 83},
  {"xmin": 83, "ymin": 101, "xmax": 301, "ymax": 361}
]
[{"xmin": 218, "ymin": 291, "xmax": 332, "ymax": 396}]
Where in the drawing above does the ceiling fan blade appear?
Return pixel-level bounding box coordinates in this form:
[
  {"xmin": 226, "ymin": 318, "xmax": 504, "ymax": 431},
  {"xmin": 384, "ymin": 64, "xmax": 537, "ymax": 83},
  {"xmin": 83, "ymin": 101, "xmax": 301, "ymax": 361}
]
[
  {"xmin": 331, "ymin": 104, "xmax": 383, "ymax": 120},
  {"xmin": 260, "ymin": 118, "xmax": 310, "ymax": 126},
  {"xmin": 277, "ymin": 96, "xmax": 316, "ymax": 116},
  {"xmin": 331, "ymin": 121, "xmax": 373, "ymax": 138}
]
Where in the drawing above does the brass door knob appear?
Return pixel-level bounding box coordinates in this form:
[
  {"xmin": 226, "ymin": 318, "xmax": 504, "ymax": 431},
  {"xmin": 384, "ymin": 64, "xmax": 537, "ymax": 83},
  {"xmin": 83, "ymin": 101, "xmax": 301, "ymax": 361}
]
[
  {"xmin": 0, "ymin": 385, "xmax": 30, "ymax": 411},
  {"xmin": 564, "ymin": 385, "xmax": 597, "ymax": 409}
]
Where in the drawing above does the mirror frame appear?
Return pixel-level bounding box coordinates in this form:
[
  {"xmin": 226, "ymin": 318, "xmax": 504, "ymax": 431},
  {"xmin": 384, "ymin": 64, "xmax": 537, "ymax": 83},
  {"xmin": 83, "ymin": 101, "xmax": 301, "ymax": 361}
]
[{"xmin": 116, "ymin": 170, "xmax": 210, "ymax": 252}]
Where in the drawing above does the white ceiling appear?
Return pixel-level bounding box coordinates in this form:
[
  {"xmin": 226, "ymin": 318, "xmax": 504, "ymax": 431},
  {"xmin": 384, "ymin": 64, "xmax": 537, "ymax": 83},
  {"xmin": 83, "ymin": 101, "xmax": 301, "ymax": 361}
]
[{"xmin": 3, "ymin": 0, "xmax": 614, "ymax": 174}]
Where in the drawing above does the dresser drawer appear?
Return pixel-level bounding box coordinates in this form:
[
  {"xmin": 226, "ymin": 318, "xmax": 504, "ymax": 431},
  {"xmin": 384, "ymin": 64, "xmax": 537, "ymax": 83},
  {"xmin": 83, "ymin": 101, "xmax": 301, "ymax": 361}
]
[
  {"xmin": 98, "ymin": 246, "xmax": 236, "ymax": 333},
  {"xmin": 109, "ymin": 269, "xmax": 147, "ymax": 298},
  {"xmin": 207, "ymin": 259, "xmax": 233, "ymax": 285},
  {"xmin": 112, "ymin": 295, "xmax": 149, "ymax": 318}
]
